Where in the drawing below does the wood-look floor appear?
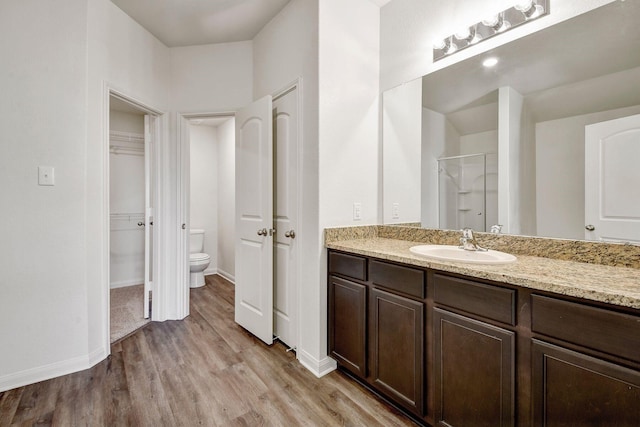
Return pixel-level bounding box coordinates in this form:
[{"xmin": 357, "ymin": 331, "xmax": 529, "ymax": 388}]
[{"xmin": 0, "ymin": 275, "xmax": 415, "ymax": 426}]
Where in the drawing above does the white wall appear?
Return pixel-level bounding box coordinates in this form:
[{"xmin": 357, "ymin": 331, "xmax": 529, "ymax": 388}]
[
  {"xmin": 0, "ymin": 0, "xmax": 173, "ymax": 392},
  {"xmin": 253, "ymin": 0, "xmax": 324, "ymax": 375},
  {"xmin": 380, "ymin": 0, "xmax": 614, "ymax": 91},
  {"xmin": 0, "ymin": 0, "xmax": 90, "ymax": 391},
  {"xmin": 170, "ymin": 42, "xmax": 253, "ymax": 113},
  {"xmin": 382, "ymin": 78, "xmax": 422, "ymax": 224},
  {"xmin": 536, "ymin": 104, "xmax": 640, "ymax": 239},
  {"xmin": 216, "ymin": 118, "xmax": 236, "ymax": 282},
  {"xmin": 110, "ymin": 110, "xmax": 145, "ymax": 134},
  {"xmin": 189, "ymin": 124, "xmax": 218, "ymax": 275},
  {"xmin": 317, "ymin": 0, "xmax": 380, "ymax": 373},
  {"xmin": 86, "ymin": 0, "xmax": 171, "ymax": 355}
]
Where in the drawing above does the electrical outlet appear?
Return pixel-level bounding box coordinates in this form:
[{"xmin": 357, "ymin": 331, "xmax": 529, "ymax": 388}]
[
  {"xmin": 392, "ymin": 203, "xmax": 400, "ymax": 219},
  {"xmin": 353, "ymin": 202, "xmax": 362, "ymax": 220}
]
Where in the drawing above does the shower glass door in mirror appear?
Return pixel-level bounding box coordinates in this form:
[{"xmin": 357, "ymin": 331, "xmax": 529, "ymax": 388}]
[{"xmin": 438, "ymin": 153, "xmax": 497, "ymax": 232}]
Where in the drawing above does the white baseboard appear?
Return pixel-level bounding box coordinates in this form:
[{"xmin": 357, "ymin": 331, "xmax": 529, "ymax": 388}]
[
  {"xmin": 297, "ymin": 349, "xmax": 337, "ymax": 378},
  {"xmin": 216, "ymin": 268, "xmax": 235, "ymax": 284},
  {"xmin": 0, "ymin": 344, "xmax": 108, "ymax": 392},
  {"xmin": 204, "ymin": 267, "xmax": 217, "ymax": 276},
  {"xmin": 110, "ymin": 278, "xmax": 144, "ymax": 289}
]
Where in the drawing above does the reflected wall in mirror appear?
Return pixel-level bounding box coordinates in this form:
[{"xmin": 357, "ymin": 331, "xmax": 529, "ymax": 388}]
[{"xmin": 382, "ymin": 0, "xmax": 640, "ymax": 242}]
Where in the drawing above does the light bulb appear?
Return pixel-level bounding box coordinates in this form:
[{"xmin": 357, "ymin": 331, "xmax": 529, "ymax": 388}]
[{"xmin": 482, "ymin": 57, "xmax": 499, "ymax": 67}]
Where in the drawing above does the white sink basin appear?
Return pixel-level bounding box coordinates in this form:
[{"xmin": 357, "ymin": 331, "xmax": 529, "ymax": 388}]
[{"xmin": 409, "ymin": 245, "xmax": 517, "ymax": 265}]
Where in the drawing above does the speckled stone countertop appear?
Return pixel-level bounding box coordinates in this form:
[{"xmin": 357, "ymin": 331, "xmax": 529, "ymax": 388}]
[{"xmin": 325, "ymin": 226, "xmax": 640, "ymax": 310}]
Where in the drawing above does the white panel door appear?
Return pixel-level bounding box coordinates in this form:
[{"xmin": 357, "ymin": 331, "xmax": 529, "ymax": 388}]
[
  {"xmin": 585, "ymin": 114, "xmax": 640, "ymax": 243},
  {"xmin": 235, "ymin": 95, "xmax": 274, "ymax": 345},
  {"xmin": 143, "ymin": 115, "xmax": 155, "ymax": 319},
  {"xmin": 273, "ymin": 89, "xmax": 298, "ymax": 350}
]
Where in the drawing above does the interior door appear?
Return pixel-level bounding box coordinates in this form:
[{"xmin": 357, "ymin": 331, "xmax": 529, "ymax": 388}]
[
  {"xmin": 585, "ymin": 113, "xmax": 640, "ymax": 243},
  {"xmin": 235, "ymin": 95, "xmax": 274, "ymax": 345},
  {"xmin": 273, "ymin": 89, "xmax": 298, "ymax": 350},
  {"xmin": 143, "ymin": 115, "xmax": 155, "ymax": 319}
]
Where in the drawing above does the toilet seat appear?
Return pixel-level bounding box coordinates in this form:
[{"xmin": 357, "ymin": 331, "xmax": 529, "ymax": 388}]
[{"xmin": 190, "ymin": 253, "xmax": 210, "ymax": 262}]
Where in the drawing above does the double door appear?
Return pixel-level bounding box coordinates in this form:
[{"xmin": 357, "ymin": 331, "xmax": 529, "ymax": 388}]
[{"xmin": 235, "ymin": 87, "xmax": 299, "ymax": 350}]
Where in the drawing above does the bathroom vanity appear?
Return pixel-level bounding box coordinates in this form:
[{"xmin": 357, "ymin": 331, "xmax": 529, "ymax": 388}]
[{"xmin": 326, "ymin": 227, "xmax": 640, "ymax": 427}]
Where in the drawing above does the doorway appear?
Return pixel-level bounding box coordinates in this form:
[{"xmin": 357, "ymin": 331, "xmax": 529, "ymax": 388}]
[
  {"xmin": 188, "ymin": 115, "xmax": 237, "ymax": 285},
  {"xmin": 234, "ymin": 83, "xmax": 301, "ymax": 352},
  {"xmin": 107, "ymin": 93, "xmax": 157, "ymax": 342},
  {"xmin": 178, "ymin": 81, "xmax": 302, "ymax": 353}
]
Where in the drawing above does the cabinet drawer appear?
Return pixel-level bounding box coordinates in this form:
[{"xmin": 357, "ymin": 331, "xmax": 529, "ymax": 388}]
[
  {"xmin": 369, "ymin": 260, "xmax": 425, "ymax": 299},
  {"xmin": 329, "ymin": 251, "xmax": 367, "ymax": 281},
  {"xmin": 532, "ymin": 295, "xmax": 640, "ymax": 364},
  {"xmin": 434, "ymin": 274, "xmax": 515, "ymax": 325}
]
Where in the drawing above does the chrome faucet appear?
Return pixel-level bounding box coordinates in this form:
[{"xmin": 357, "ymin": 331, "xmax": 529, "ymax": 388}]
[
  {"xmin": 490, "ymin": 224, "xmax": 503, "ymax": 234},
  {"xmin": 459, "ymin": 228, "xmax": 488, "ymax": 251}
]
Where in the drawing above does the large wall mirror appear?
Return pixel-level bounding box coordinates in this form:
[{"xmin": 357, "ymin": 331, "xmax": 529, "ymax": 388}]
[{"xmin": 382, "ymin": 0, "xmax": 640, "ymax": 243}]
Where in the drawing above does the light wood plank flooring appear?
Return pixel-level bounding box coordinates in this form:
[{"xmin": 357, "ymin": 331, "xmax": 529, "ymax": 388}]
[{"xmin": 0, "ymin": 275, "xmax": 415, "ymax": 426}]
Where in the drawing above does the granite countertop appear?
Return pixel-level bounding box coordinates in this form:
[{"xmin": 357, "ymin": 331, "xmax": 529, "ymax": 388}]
[{"xmin": 327, "ymin": 237, "xmax": 640, "ymax": 310}]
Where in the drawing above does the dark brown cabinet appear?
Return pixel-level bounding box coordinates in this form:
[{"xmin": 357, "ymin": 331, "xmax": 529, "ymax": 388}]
[
  {"xmin": 328, "ymin": 275, "xmax": 367, "ymax": 377},
  {"xmin": 328, "ymin": 251, "xmax": 426, "ymax": 419},
  {"xmin": 370, "ymin": 287, "xmax": 424, "ymax": 415},
  {"xmin": 432, "ymin": 273, "xmax": 516, "ymax": 427},
  {"xmin": 434, "ymin": 309, "xmax": 515, "ymax": 427},
  {"xmin": 532, "ymin": 340, "xmax": 640, "ymax": 427},
  {"xmin": 328, "ymin": 249, "xmax": 640, "ymax": 426},
  {"xmin": 531, "ymin": 295, "xmax": 640, "ymax": 427}
]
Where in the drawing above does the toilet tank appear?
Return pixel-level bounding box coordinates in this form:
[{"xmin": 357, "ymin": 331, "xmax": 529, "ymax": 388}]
[{"xmin": 190, "ymin": 229, "xmax": 205, "ymax": 253}]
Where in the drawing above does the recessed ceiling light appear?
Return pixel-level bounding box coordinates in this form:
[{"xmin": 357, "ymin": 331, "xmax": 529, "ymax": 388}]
[{"xmin": 483, "ymin": 57, "xmax": 499, "ymax": 67}]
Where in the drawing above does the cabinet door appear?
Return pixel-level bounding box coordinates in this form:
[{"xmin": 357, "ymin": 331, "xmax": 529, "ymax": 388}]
[
  {"xmin": 434, "ymin": 308, "xmax": 515, "ymax": 427},
  {"xmin": 532, "ymin": 340, "xmax": 640, "ymax": 427},
  {"xmin": 370, "ymin": 287, "xmax": 424, "ymax": 415},
  {"xmin": 328, "ymin": 276, "xmax": 367, "ymax": 376}
]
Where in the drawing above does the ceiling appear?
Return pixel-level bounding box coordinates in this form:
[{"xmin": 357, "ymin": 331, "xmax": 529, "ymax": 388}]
[
  {"xmin": 422, "ymin": 0, "xmax": 640, "ymax": 120},
  {"xmin": 110, "ymin": 0, "xmax": 292, "ymax": 47},
  {"xmin": 111, "ymin": 0, "xmax": 392, "ymax": 47}
]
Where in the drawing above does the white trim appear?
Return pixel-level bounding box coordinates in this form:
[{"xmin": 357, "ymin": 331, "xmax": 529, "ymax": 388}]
[
  {"xmin": 273, "ymin": 78, "xmax": 305, "ymax": 366},
  {"xmin": 203, "ymin": 267, "xmax": 217, "ymax": 276},
  {"xmin": 177, "ymin": 110, "xmax": 236, "ymax": 321},
  {"xmin": 216, "ymin": 269, "xmax": 236, "ymax": 284},
  {"xmin": 110, "ymin": 278, "xmax": 144, "ymax": 289},
  {"xmin": 103, "ymin": 84, "xmax": 166, "ymax": 352},
  {"xmin": 297, "ymin": 349, "xmax": 337, "ymax": 378},
  {"xmin": 0, "ymin": 349, "xmax": 102, "ymax": 393}
]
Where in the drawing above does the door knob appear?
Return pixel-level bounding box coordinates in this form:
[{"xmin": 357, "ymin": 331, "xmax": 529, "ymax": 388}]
[
  {"xmin": 585, "ymin": 224, "xmax": 595, "ymax": 231},
  {"xmin": 284, "ymin": 230, "xmax": 296, "ymax": 239},
  {"xmin": 257, "ymin": 228, "xmax": 268, "ymax": 236}
]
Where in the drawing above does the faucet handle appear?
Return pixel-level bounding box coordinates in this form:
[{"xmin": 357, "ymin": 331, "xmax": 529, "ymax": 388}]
[
  {"xmin": 461, "ymin": 227, "xmax": 474, "ymax": 239},
  {"xmin": 490, "ymin": 224, "xmax": 503, "ymax": 234}
]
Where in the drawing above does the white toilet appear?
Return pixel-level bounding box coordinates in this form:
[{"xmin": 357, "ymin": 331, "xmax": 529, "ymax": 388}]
[{"xmin": 189, "ymin": 229, "xmax": 211, "ymax": 288}]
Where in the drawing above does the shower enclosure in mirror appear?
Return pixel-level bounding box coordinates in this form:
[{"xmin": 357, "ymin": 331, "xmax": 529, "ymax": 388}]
[{"xmin": 438, "ymin": 153, "xmax": 497, "ymax": 232}]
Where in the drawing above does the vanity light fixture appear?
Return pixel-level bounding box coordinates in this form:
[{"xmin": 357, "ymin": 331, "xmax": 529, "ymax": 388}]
[{"xmin": 433, "ymin": 0, "xmax": 549, "ymax": 62}]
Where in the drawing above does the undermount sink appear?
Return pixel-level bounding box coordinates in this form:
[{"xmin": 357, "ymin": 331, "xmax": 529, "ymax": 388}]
[{"xmin": 409, "ymin": 245, "xmax": 517, "ymax": 265}]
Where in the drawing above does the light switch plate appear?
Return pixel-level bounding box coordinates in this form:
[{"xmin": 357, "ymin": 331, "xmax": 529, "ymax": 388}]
[
  {"xmin": 392, "ymin": 203, "xmax": 400, "ymax": 219},
  {"xmin": 38, "ymin": 166, "xmax": 55, "ymax": 186}
]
